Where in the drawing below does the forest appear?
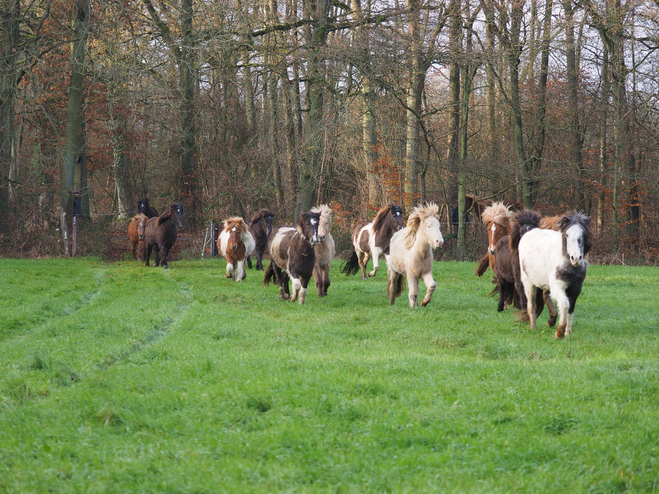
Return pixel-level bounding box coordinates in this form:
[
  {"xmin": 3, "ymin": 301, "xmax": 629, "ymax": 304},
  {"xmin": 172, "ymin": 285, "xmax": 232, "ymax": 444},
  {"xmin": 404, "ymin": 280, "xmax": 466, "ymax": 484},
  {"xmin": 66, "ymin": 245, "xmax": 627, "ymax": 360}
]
[{"xmin": 0, "ymin": 0, "xmax": 657, "ymax": 262}]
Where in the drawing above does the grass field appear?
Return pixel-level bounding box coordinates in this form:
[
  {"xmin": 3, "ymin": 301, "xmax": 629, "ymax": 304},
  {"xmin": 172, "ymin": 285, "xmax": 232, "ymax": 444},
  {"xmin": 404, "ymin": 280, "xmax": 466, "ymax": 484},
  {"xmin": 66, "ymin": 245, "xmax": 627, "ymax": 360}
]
[{"xmin": 1, "ymin": 256, "xmax": 658, "ymax": 493}]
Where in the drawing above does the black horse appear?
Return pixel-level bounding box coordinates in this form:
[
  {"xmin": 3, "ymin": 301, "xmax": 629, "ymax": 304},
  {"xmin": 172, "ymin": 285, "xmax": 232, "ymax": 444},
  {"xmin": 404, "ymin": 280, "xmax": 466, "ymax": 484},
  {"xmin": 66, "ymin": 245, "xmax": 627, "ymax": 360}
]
[
  {"xmin": 246, "ymin": 209, "xmax": 275, "ymax": 270},
  {"xmin": 143, "ymin": 203, "xmax": 185, "ymax": 269},
  {"xmin": 137, "ymin": 197, "xmax": 159, "ymax": 218}
]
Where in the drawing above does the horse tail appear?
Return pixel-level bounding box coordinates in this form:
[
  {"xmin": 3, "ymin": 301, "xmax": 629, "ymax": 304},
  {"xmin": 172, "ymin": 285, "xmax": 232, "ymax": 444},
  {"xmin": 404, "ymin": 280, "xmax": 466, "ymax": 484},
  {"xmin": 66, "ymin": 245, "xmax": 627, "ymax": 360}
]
[
  {"xmin": 475, "ymin": 254, "xmax": 490, "ymax": 277},
  {"xmin": 514, "ymin": 289, "xmax": 545, "ymax": 322},
  {"xmin": 263, "ymin": 261, "xmax": 275, "ymax": 286},
  {"xmin": 388, "ymin": 273, "xmax": 405, "ymax": 301},
  {"xmin": 340, "ymin": 250, "xmax": 360, "ymax": 275}
]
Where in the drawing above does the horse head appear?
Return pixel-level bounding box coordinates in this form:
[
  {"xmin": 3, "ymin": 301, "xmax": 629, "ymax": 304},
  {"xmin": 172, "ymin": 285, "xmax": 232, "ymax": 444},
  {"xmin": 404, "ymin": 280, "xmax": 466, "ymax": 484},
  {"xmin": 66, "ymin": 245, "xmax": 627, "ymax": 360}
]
[
  {"xmin": 560, "ymin": 212, "xmax": 592, "ymax": 266},
  {"xmin": 509, "ymin": 209, "xmax": 542, "ymax": 252},
  {"xmin": 224, "ymin": 217, "xmax": 247, "ymax": 251},
  {"xmin": 298, "ymin": 211, "xmax": 320, "ymax": 246},
  {"xmin": 482, "ymin": 202, "xmax": 513, "ymax": 255},
  {"xmin": 311, "ymin": 205, "xmax": 333, "ymax": 242},
  {"xmin": 136, "ymin": 214, "xmax": 148, "ymax": 239},
  {"xmin": 158, "ymin": 203, "xmax": 185, "ymax": 229},
  {"xmin": 373, "ymin": 202, "xmax": 404, "ymax": 235},
  {"xmin": 137, "ymin": 198, "xmax": 150, "ymax": 215},
  {"xmin": 404, "ymin": 203, "xmax": 443, "ymax": 250}
]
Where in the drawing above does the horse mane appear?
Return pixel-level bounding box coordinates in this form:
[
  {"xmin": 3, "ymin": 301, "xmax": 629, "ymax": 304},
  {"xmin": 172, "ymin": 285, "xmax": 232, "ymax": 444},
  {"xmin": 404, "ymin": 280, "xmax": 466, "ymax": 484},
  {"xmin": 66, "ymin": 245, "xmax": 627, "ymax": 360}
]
[
  {"xmin": 481, "ymin": 201, "xmax": 512, "ymax": 227},
  {"xmin": 311, "ymin": 204, "xmax": 333, "ymax": 227},
  {"xmin": 559, "ymin": 212, "xmax": 593, "ymax": 255},
  {"xmin": 540, "ymin": 214, "xmax": 562, "ymax": 230},
  {"xmin": 156, "ymin": 206, "xmax": 173, "ymax": 227},
  {"xmin": 509, "ymin": 209, "xmax": 542, "ymax": 252},
  {"xmin": 251, "ymin": 209, "xmax": 274, "ymax": 225},
  {"xmin": 132, "ymin": 213, "xmax": 148, "ymax": 222},
  {"xmin": 373, "ymin": 202, "xmax": 401, "ymax": 233},
  {"xmin": 403, "ymin": 203, "xmax": 439, "ymax": 249}
]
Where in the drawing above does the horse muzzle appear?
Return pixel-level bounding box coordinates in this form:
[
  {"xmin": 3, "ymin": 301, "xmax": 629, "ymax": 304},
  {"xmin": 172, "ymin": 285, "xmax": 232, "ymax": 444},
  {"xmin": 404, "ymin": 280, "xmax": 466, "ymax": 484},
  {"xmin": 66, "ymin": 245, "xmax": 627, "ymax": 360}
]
[
  {"xmin": 488, "ymin": 248, "xmax": 495, "ymax": 255},
  {"xmin": 139, "ymin": 234, "xmax": 144, "ymax": 239},
  {"xmin": 570, "ymin": 256, "xmax": 582, "ymax": 267},
  {"xmin": 178, "ymin": 221, "xmax": 185, "ymax": 229},
  {"xmin": 319, "ymin": 235, "xmax": 326, "ymax": 242},
  {"xmin": 435, "ymin": 239, "xmax": 444, "ymax": 248},
  {"xmin": 310, "ymin": 237, "xmax": 319, "ymax": 246},
  {"xmin": 231, "ymin": 245, "xmax": 237, "ymax": 251}
]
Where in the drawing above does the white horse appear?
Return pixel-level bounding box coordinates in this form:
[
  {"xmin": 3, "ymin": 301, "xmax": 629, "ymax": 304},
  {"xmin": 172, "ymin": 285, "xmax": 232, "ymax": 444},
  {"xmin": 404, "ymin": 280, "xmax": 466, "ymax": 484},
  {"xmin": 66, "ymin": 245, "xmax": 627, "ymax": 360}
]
[
  {"xmin": 516, "ymin": 212, "xmax": 592, "ymax": 338},
  {"xmin": 387, "ymin": 203, "xmax": 444, "ymax": 307},
  {"xmin": 311, "ymin": 205, "xmax": 335, "ymax": 297}
]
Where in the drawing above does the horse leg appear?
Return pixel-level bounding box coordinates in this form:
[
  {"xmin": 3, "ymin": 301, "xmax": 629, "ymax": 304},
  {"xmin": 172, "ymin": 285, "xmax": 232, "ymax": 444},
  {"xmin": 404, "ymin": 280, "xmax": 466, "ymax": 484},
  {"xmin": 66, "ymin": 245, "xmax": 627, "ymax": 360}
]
[
  {"xmin": 407, "ymin": 274, "xmax": 419, "ymax": 308},
  {"xmin": 246, "ymin": 255, "xmax": 253, "ymax": 270},
  {"xmin": 551, "ymin": 287, "xmax": 570, "ymax": 339},
  {"xmin": 290, "ymin": 276, "xmax": 302, "ymax": 303},
  {"xmin": 358, "ymin": 252, "xmax": 369, "ymax": 280},
  {"xmin": 256, "ymin": 251, "xmax": 263, "ymax": 271},
  {"xmin": 368, "ymin": 251, "xmax": 380, "ymax": 277},
  {"xmin": 131, "ymin": 241, "xmax": 137, "ymax": 260},
  {"xmin": 388, "ymin": 270, "xmax": 400, "ymax": 305},
  {"xmin": 564, "ymin": 284, "xmax": 583, "ymax": 335},
  {"xmin": 544, "ymin": 291, "xmax": 558, "ymax": 327},
  {"xmin": 145, "ymin": 244, "xmax": 153, "ymax": 266},
  {"xmin": 225, "ymin": 259, "xmax": 234, "ymax": 279},
  {"xmin": 523, "ymin": 282, "xmax": 537, "ymax": 330},
  {"xmin": 298, "ymin": 274, "xmax": 311, "ymax": 305},
  {"xmin": 154, "ymin": 245, "xmax": 161, "ymax": 267},
  {"xmin": 235, "ymin": 260, "xmax": 245, "ymax": 282},
  {"xmin": 420, "ymin": 271, "xmax": 436, "ymax": 307},
  {"xmin": 313, "ymin": 265, "xmax": 324, "ymax": 297},
  {"xmin": 497, "ymin": 282, "xmax": 507, "ymax": 312},
  {"xmin": 160, "ymin": 245, "xmax": 169, "ymax": 268},
  {"xmin": 322, "ymin": 264, "xmax": 330, "ymax": 296}
]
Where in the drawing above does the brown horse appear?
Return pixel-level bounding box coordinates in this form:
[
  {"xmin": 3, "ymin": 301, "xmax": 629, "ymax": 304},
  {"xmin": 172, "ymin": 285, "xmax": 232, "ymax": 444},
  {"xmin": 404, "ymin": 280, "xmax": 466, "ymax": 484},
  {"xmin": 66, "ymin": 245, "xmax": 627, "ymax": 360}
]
[
  {"xmin": 476, "ymin": 202, "xmax": 514, "ymax": 278},
  {"xmin": 263, "ymin": 211, "xmax": 320, "ymax": 304},
  {"xmin": 127, "ymin": 213, "xmax": 148, "ymax": 260},
  {"xmin": 218, "ymin": 217, "xmax": 255, "ymax": 282},
  {"xmin": 311, "ymin": 204, "xmax": 335, "ymax": 297},
  {"xmin": 246, "ymin": 209, "xmax": 275, "ymax": 270},
  {"xmin": 341, "ymin": 202, "xmax": 404, "ymax": 279},
  {"xmin": 143, "ymin": 204, "xmax": 185, "ymax": 269},
  {"xmin": 137, "ymin": 197, "xmax": 159, "ymax": 218}
]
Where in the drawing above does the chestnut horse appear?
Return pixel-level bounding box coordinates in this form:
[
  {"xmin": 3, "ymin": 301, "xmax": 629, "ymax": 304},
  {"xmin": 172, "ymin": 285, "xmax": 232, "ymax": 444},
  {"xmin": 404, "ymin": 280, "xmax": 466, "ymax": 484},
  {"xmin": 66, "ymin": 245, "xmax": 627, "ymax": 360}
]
[
  {"xmin": 311, "ymin": 204, "xmax": 335, "ymax": 297},
  {"xmin": 143, "ymin": 204, "xmax": 185, "ymax": 268},
  {"xmin": 387, "ymin": 203, "xmax": 444, "ymax": 307},
  {"xmin": 475, "ymin": 202, "xmax": 514, "ymax": 278},
  {"xmin": 127, "ymin": 213, "xmax": 148, "ymax": 260},
  {"xmin": 263, "ymin": 211, "xmax": 320, "ymax": 304},
  {"xmin": 514, "ymin": 211, "xmax": 592, "ymax": 338},
  {"xmin": 246, "ymin": 209, "xmax": 275, "ymax": 270},
  {"xmin": 137, "ymin": 197, "xmax": 159, "ymax": 218},
  {"xmin": 341, "ymin": 202, "xmax": 404, "ymax": 279},
  {"xmin": 218, "ymin": 217, "xmax": 255, "ymax": 282}
]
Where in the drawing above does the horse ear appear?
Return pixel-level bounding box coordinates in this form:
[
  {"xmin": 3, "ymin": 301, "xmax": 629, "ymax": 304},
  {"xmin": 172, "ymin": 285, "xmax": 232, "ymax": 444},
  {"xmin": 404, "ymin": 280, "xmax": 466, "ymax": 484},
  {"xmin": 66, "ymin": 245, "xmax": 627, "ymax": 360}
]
[
  {"xmin": 559, "ymin": 215, "xmax": 570, "ymax": 231},
  {"xmin": 582, "ymin": 215, "xmax": 592, "ymax": 226}
]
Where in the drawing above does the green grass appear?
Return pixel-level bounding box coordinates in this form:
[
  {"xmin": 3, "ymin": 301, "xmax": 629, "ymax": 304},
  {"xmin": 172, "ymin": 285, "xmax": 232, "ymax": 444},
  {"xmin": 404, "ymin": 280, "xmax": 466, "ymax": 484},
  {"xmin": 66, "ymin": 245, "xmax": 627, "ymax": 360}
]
[{"xmin": 1, "ymin": 257, "xmax": 658, "ymax": 492}]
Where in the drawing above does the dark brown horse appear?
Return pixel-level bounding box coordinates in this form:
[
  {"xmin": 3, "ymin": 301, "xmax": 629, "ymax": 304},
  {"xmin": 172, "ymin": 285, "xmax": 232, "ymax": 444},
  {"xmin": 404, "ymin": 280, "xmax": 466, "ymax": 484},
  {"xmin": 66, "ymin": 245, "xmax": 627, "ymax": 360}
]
[
  {"xmin": 263, "ymin": 211, "xmax": 320, "ymax": 304},
  {"xmin": 341, "ymin": 202, "xmax": 404, "ymax": 279},
  {"xmin": 137, "ymin": 197, "xmax": 159, "ymax": 218},
  {"xmin": 127, "ymin": 213, "xmax": 148, "ymax": 260},
  {"xmin": 246, "ymin": 209, "xmax": 274, "ymax": 270},
  {"xmin": 143, "ymin": 203, "xmax": 185, "ymax": 269}
]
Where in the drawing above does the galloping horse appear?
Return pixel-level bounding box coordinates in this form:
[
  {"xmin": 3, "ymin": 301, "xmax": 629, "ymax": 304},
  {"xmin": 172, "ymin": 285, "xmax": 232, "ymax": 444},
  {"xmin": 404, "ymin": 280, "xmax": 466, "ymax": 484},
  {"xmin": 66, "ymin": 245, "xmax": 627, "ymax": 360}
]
[
  {"xmin": 476, "ymin": 202, "xmax": 514, "ymax": 278},
  {"xmin": 387, "ymin": 203, "xmax": 444, "ymax": 307},
  {"xmin": 513, "ymin": 211, "xmax": 592, "ymax": 338},
  {"xmin": 246, "ymin": 209, "xmax": 275, "ymax": 270},
  {"xmin": 137, "ymin": 198, "xmax": 159, "ymax": 218},
  {"xmin": 218, "ymin": 217, "xmax": 255, "ymax": 282},
  {"xmin": 127, "ymin": 213, "xmax": 148, "ymax": 260},
  {"xmin": 341, "ymin": 202, "xmax": 404, "ymax": 279},
  {"xmin": 311, "ymin": 204, "xmax": 335, "ymax": 297},
  {"xmin": 264, "ymin": 211, "xmax": 320, "ymax": 304},
  {"xmin": 143, "ymin": 204, "xmax": 185, "ymax": 269}
]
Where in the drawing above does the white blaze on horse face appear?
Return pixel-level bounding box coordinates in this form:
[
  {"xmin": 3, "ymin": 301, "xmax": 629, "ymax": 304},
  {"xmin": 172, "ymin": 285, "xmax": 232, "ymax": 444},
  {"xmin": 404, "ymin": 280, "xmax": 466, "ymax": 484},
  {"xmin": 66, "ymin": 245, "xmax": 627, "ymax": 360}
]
[
  {"xmin": 426, "ymin": 217, "xmax": 444, "ymax": 249},
  {"xmin": 565, "ymin": 224, "xmax": 584, "ymax": 266},
  {"xmin": 489, "ymin": 223, "xmax": 497, "ymax": 254}
]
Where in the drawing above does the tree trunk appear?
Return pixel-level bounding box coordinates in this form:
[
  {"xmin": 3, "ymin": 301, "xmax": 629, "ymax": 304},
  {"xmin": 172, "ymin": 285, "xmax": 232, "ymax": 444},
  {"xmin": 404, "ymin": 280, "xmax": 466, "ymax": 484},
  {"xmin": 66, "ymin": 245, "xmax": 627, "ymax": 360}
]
[
  {"xmin": 597, "ymin": 45, "xmax": 609, "ymax": 231},
  {"xmin": 445, "ymin": 0, "xmax": 461, "ymax": 207},
  {"xmin": 404, "ymin": 0, "xmax": 423, "ymax": 208},
  {"xmin": 62, "ymin": 0, "xmax": 91, "ymax": 217}
]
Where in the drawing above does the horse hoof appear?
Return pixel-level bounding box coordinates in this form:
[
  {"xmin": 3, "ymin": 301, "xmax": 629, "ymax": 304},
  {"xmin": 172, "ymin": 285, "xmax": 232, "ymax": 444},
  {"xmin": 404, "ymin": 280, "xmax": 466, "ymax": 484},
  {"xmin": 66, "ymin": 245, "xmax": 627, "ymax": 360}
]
[
  {"xmin": 556, "ymin": 325, "xmax": 566, "ymax": 338},
  {"xmin": 548, "ymin": 317, "xmax": 557, "ymax": 327}
]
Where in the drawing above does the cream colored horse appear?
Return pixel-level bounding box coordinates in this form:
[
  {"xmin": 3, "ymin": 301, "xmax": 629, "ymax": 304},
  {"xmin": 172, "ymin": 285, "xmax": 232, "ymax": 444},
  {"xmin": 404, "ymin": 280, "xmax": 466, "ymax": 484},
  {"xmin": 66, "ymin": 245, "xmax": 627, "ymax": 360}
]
[
  {"xmin": 387, "ymin": 203, "xmax": 444, "ymax": 307},
  {"xmin": 311, "ymin": 205, "xmax": 335, "ymax": 296}
]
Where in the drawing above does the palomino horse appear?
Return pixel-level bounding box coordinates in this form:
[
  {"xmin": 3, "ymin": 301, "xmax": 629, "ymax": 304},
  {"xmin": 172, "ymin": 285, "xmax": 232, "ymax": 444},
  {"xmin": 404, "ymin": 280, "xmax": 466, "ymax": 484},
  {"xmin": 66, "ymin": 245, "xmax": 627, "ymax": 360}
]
[
  {"xmin": 512, "ymin": 211, "xmax": 592, "ymax": 338},
  {"xmin": 264, "ymin": 211, "xmax": 320, "ymax": 304},
  {"xmin": 341, "ymin": 202, "xmax": 404, "ymax": 279},
  {"xmin": 387, "ymin": 203, "xmax": 444, "ymax": 307},
  {"xmin": 475, "ymin": 202, "xmax": 514, "ymax": 278},
  {"xmin": 246, "ymin": 209, "xmax": 275, "ymax": 270},
  {"xmin": 137, "ymin": 197, "xmax": 159, "ymax": 218},
  {"xmin": 218, "ymin": 217, "xmax": 255, "ymax": 282},
  {"xmin": 311, "ymin": 204, "xmax": 335, "ymax": 297},
  {"xmin": 143, "ymin": 204, "xmax": 185, "ymax": 268},
  {"xmin": 128, "ymin": 213, "xmax": 148, "ymax": 260}
]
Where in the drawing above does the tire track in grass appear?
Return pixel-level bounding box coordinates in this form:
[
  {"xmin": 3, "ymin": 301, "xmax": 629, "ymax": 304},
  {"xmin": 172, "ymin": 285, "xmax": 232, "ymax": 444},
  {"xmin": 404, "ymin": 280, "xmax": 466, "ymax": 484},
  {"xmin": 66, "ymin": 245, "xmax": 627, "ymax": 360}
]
[{"xmin": 96, "ymin": 282, "xmax": 193, "ymax": 370}]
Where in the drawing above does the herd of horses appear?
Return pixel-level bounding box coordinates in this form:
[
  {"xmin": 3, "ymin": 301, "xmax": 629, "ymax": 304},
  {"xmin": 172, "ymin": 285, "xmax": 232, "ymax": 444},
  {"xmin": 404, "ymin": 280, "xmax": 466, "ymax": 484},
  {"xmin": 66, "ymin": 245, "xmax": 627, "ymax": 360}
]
[{"xmin": 127, "ymin": 197, "xmax": 592, "ymax": 338}]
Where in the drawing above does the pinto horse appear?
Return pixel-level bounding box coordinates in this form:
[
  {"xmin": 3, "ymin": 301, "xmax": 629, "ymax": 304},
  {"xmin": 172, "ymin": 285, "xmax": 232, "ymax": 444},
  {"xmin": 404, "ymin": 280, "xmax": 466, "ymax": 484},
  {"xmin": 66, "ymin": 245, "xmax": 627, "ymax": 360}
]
[
  {"xmin": 246, "ymin": 209, "xmax": 274, "ymax": 270},
  {"xmin": 263, "ymin": 211, "xmax": 320, "ymax": 304},
  {"xmin": 476, "ymin": 202, "xmax": 514, "ymax": 278},
  {"xmin": 137, "ymin": 197, "xmax": 159, "ymax": 218},
  {"xmin": 218, "ymin": 217, "xmax": 255, "ymax": 282},
  {"xmin": 387, "ymin": 203, "xmax": 444, "ymax": 307},
  {"xmin": 143, "ymin": 203, "xmax": 185, "ymax": 269},
  {"xmin": 512, "ymin": 211, "xmax": 592, "ymax": 338},
  {"xmin": 341, "ymin": 202, "xmax": 404, "ymax": 279},
  {"xmin": 311, "ymin": 204, "xmax": 335, "ymax": 297},
  {"xmin": 127, "ymin": 213, "xmax": 148, "ymax": 260}
]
